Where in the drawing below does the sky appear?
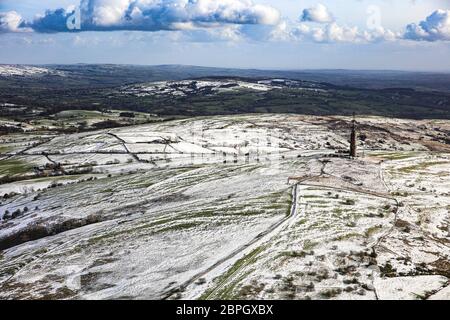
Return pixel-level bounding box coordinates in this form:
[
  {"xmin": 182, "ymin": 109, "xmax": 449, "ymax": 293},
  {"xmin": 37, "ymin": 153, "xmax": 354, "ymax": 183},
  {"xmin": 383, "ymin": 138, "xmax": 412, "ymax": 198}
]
[{"xmin": 0, "ymin": 0, "xmax": 450, "ymax": 71}]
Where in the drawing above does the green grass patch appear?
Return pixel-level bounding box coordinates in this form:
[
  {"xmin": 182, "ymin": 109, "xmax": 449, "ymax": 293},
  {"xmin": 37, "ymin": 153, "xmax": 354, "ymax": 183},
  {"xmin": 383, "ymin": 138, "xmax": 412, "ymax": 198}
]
[
  {"xmin": 0, "ymin": 159, "xmax": 33, "ymax": 176},
  {"xmin": 157, "ymin": 222, "xmax": 201, "ymax": 233},
  {"xmin": 370, "ymin": 151, "xmax": 420, "ymax": 161},
  {"xmin": 285, "ymin": 187, "xmax": 294, "ymax": 217},
  {"xmin": 55, "ymin": 110, "xmax": 105, "ymax": 120},
  {"xmin": 88, "ymin": 218, "xmax": 200, "ymax": 245},
  {"xmin": 333, "ymin": 233, "xmax": 363, "ymax": 241},
  {"xmin": 397, "ymin": 161, "xmax": 448, "ymax": 174},
  {"xmin": 200, "ymin": 246, "xmax": 265, "ymax": 300},
  {"xmin": 185, "ymin": 210, "xmax": 217, "ymax": 219},
  {"xmin": 303, "ymin": 239, "xmax": 318, "ymax": 251},
  {"xmin": 0, "ymin": 145, "xmax": 12, "ymax": 154},
  {"xmin": 365, "ymin": 225, "xmax": 383, "ymax": 237}
]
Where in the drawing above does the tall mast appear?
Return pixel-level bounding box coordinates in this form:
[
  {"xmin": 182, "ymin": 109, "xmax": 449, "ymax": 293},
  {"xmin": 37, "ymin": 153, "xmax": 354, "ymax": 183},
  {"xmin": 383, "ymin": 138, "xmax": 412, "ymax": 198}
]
[{"xmin": 350, "ymin": 113, "xmax": 357, "ymax": 158}]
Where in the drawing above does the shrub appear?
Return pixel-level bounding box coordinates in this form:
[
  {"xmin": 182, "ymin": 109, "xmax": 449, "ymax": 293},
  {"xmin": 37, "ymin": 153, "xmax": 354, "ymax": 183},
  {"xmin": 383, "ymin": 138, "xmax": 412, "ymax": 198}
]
[
  {"xmin": 11, "ymin": 209, "xmax": 22, "ymax": 218},
  {"xmin": 3, "ymin": 210, "xmax": 11, "ymax": 220},
  {"xmin": 344, "ymin": 199, "xmax": 356, "ymax": 205},
  {"xmin": 320, "ymin": 288, "xmax": 342, "ymax": 299}
]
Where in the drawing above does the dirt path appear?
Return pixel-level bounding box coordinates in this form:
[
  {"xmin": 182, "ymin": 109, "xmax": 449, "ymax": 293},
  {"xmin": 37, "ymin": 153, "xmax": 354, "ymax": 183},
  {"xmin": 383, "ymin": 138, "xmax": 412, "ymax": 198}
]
[
  {"xmin": 163, "ymin": 161, "xmax": 332, "ymax": 300},
  {"xmin": 181, "ymin": 161, "xmax": 402, "ymax": 300}
]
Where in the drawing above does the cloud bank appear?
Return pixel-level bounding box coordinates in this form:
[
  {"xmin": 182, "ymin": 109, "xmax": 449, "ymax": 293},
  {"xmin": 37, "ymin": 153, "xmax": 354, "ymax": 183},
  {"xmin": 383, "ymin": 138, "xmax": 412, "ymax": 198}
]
[
  {"xmin": 271, "ymin": 21, "xmax": 398, "ymax": 44},
  {"xmin": 0, "ymin": 1, "xmax": 449, "ymax": 45},
  {"xmin": 27, "ymin": 0, "xmax": 280, "ymax": 33},
  {"xmin": 268, "ymin": 4, "xmax": 397, "ymax": 44}
]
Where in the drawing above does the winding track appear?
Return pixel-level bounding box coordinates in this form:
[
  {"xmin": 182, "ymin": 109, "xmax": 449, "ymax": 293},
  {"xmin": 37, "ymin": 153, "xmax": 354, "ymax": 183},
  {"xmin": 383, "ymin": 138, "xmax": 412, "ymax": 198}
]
[
  {"xmin": 164, "ymin": 159, "xmax": 402, "ymax": 300},
  {"xmin": 162, "ymin": 162, "xmax": 329, "ymax": 300}
]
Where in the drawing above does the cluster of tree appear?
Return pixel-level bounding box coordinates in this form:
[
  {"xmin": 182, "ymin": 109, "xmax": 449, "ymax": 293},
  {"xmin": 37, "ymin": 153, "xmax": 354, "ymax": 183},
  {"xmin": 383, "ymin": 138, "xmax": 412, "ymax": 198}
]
[
  {"xmin": 0, "ymin": 125, "xmax": 24, "ymax": 135},
  {"xmin": 119, "ymin": 112, "xmax": 135, "ymax": 118},
  {"xmin": 92, "ymin": 120, "xmax": 124, "ymax": 129}
]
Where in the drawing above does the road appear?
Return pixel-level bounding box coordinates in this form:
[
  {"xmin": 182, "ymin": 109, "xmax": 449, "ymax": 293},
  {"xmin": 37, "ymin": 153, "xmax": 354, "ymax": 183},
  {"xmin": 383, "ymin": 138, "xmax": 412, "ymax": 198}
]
[{"xmin": 162, "ymin": 159, "xmax": 403, "ymax": 300}]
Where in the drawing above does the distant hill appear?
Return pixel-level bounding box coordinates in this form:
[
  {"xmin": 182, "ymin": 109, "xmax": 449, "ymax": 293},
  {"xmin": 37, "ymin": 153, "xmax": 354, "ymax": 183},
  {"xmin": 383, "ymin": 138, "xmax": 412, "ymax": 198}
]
[
  {"xmin": 0, "ymin": 64, "xmax": 449, "ymax": 120},
  {"xmin": 2, "ymin": 64, "xmax": 450, "ymax": 92}
]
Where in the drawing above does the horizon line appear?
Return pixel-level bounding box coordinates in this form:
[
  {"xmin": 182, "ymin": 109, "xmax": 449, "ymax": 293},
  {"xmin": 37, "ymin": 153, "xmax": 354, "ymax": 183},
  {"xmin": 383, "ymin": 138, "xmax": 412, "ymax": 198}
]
[{"xmin": 1, "ymin": 63, "xmax": 450, "ymax": 74}]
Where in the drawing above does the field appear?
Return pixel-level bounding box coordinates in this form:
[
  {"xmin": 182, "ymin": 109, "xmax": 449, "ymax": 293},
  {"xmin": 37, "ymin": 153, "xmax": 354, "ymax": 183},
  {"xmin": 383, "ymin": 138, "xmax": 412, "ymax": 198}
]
[
  {"xmin": 0, "ymin": 114, "xmax": 448, "ymax": 300},
  {"xmin": 1, "ymin": 65, "xmax": 450, "ymax": 121}
]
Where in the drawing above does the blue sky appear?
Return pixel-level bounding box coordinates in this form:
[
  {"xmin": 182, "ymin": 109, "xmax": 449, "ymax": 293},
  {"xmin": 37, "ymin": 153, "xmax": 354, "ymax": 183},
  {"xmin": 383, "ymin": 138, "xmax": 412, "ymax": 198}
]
[{"xmin": 1, "ymin": 0, "xmax": 450, "ymax": 70}]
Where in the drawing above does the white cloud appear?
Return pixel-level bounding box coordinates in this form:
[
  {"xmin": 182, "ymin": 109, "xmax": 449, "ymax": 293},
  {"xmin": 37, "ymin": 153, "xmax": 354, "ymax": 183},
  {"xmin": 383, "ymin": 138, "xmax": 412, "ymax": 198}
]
[
  {"xmin": 363, "ymin": 27, "xmax": 399, "ymax": 43},
  {"xmin": 269, "ymin": 21, "xmax": 290, "ymax": 41},
  {"xmin": 1, "ymin": 2, "xmax": 447, "ymax": 46},
  {"xmin": 0, "ymin": 11, "xmax": 30, "ymax": 33},
  {"xmin": 271, "ymin": 20, "xmax": 399, "ymax": 44},
  {"xmin": 404, "ymin": 9, "xmax": 450, "ymax": 41},
  {"xmin": 194, "ymin": 25, "xmax": 243, "ymax": 42},
  {"xmin": 292, "ymin": 23, "xmax": 360, "ymax": 43},
  {"xmin": 26, "ymin": 0, "xmax": 280, "ymax": 33},
  {"xmin": 301, "ymin": 4, "xmax": 334, "ymax": 24}
]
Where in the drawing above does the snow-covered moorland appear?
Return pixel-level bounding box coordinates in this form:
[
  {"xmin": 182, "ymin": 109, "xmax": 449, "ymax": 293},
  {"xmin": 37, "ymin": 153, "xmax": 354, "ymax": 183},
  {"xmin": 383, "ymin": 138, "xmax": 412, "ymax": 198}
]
[
  {"xmin": 0, "ymin": 65, "xmax": 65, "ymax": 77},
  {"xmin": 0, "ymin": 114, "xmax": 449, "ymax": 300},
  {"xmin": 119, "ymin": 79, "xmax": 326, "ymax": 98}
]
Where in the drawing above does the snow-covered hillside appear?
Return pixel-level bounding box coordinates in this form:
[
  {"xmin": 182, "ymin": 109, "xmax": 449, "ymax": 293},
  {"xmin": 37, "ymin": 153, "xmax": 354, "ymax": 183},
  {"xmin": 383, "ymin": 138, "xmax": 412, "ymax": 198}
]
[
  {"xmin": 120, "ymin": 79, "xmax": 326, "ymax": 97},
  {"xmin": 0, "ymin": 114, "xmax": 449, "ymax": 300},
  {"xmin": 0, "ymin": 65, "xmax": 65, "ymax": 77}
]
